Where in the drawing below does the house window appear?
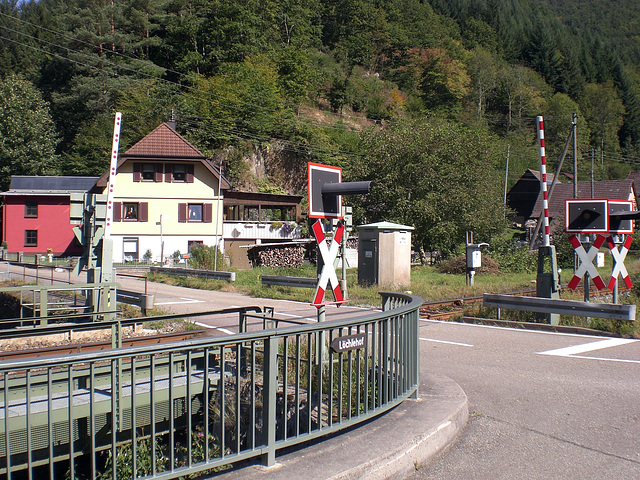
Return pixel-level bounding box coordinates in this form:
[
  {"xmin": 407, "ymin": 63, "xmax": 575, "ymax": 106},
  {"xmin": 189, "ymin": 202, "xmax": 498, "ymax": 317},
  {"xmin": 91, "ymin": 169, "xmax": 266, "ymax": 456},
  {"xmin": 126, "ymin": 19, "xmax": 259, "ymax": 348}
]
[
  {"xmin": 142, "ymin": 164, "xmax": 156, "ymax": 181},
  {"xmin": 25, "ymin": 202, "xmax": 38, "ymax": 218},
  {"xmin": 173, "ymin": 164, "xmax": 186, "ymax": 182},
  {"xmin": 25, "ymin": 230, "xmax": 37, "ymax": 246},
  {"xmin": 123, "ymin": 203, "xmax": 138, "ymax": 220},
  {"xmin": 133, "ymin": 163, "xmax": 163, "ymax": 182},
  {"xmin": 188, "ymin": 204, "xmax": 203, "ymax": 221},
  {"xmin": 178, "ymin": 203, "xmax": 212, "ymax": 223},
  {"xmin": 113, "ymin": 202, "xmax": 148, "ymax": 222},
  {"xmin": 123, "ymin": 237, "xmax": 139, "ymax": 262}
]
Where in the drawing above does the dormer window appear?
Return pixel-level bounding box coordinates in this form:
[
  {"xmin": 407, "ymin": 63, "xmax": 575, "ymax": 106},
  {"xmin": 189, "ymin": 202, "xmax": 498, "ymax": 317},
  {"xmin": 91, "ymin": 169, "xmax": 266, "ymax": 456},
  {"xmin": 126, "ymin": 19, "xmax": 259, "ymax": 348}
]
[
  {"xmin": 142, "ymin": 164, "xmax": 155, "ymax": 180},
  {"xmin": 133, "ymin": 163, "xmax": 163, "ymax": 182},
  {"xmin": 173, "ymin": 164, "xmax": 186, "ymax": 182}
]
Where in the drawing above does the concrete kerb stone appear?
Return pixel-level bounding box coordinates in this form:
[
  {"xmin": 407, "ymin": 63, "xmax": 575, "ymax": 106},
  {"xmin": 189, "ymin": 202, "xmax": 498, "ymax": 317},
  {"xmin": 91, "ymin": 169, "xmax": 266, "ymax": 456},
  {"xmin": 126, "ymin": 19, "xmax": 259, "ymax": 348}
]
[{"xmin": 214, "ymin": 372, "xmax": 468, "ymax": 480}]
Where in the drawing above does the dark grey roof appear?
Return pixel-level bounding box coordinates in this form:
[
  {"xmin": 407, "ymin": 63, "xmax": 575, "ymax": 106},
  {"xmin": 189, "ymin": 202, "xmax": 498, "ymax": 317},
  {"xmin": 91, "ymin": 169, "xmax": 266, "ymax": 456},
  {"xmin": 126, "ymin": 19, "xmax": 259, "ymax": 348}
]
[
  {"xmin": 4, "ymin": 176, "xmax": 99, "ymax": 194},
  {"xmin": 530, "ymin": 179, "xmax": 635, "ymax": 219}
]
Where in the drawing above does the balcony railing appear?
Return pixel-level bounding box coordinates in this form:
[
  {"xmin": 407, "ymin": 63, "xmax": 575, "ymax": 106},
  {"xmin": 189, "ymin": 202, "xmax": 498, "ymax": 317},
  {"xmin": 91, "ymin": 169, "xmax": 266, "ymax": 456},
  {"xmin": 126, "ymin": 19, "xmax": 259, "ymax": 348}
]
[{"xmin": 223, "ymin": 221, "xmax": 301, "ymax": 240}]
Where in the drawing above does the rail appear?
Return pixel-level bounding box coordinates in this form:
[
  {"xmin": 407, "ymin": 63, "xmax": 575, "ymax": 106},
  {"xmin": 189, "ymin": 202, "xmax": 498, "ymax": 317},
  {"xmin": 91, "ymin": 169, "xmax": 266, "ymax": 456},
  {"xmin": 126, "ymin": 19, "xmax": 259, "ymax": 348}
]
[
  {"xmin": 0, "ymin": 291, "xmax": 421, "ymax": 479},
  {"xmin": 149, "ymin": 266, "xmax": 236, "ymax": 281}
]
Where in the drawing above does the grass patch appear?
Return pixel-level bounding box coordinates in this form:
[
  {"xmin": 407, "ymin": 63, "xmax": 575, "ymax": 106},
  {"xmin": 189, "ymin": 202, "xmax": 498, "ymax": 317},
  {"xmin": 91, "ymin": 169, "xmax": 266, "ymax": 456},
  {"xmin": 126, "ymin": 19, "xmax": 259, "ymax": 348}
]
[
  {"xmin": 148, "ymin": 263, "xmax": 538, "ymax": 306},
  {"xmin": 145, "ymin": 255, "xmax": 640, "ymax": 337}
]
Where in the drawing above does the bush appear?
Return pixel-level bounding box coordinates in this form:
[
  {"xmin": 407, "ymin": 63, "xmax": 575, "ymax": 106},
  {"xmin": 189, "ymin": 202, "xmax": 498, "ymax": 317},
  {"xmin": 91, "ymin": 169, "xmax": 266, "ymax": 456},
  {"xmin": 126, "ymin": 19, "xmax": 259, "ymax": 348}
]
[
  {"xmin": 484, "ymin": 238, "xmax": 538, "ymax": 273},
  {"xmin": 189, "ymin": 244, "xmax": 227, "ymax": 271}
]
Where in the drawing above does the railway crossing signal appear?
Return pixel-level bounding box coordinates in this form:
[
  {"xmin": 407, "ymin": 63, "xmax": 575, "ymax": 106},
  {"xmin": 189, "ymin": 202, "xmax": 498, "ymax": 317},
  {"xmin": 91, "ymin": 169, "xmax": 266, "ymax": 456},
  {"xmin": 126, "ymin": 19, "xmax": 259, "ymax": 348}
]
[
  {"xmin": 607, "ymin": 235, "xmax": 633, "ymax": 290},
  {"xmin": 565, "ymin": 199, "xmax": 609, "ymax": 233},
  {"xmin": 564, "ymin": 199, "xmax": 640, "ymax": 291},
  {"xmin": 311, "ymin": 220, "xmax": 345, "ymax": 306},
  {"xmin": 567, "ymin": 234, "xmax": 606, "ymax": 290},
  {"xmin": 307, "ymin": 162, "xmax": 371, "ymax": 309}
]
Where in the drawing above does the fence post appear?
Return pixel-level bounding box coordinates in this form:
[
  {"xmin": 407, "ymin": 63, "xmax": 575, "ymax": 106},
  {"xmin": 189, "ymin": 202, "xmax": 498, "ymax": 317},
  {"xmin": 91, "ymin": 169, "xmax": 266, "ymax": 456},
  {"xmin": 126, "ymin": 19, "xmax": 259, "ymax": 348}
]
[
  {"xmin": 261, "ymin": 336, "xmax": 278, "ymax": 466},
  {"xmin": 39, "ymin": 288, "xmax": 48, "ymax": 326}
]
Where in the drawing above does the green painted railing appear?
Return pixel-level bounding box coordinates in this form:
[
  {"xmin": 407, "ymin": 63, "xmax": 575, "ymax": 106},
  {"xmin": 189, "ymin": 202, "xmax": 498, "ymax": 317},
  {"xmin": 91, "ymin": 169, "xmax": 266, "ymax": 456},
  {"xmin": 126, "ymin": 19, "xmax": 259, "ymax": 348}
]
[{"xmin": 0, "ymin": 292, "xmax": 421, "ymax": 479}]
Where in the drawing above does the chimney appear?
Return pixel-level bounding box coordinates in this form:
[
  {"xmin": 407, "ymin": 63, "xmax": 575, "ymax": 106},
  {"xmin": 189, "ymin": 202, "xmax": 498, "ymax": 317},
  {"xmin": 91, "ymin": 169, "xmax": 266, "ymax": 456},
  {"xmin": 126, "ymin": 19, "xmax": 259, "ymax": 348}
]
[{"xmin": 167, "ymin": 107, "xmax": 176, "ymax": 130}]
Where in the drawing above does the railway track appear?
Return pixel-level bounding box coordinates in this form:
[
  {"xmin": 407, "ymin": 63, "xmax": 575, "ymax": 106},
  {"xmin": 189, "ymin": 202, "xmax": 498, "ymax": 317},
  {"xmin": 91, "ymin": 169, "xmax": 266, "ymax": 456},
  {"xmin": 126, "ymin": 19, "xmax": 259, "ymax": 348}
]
[
  {"xmin": 0, "ymin": 329, "xmax": 207, "ymax": 362},
  {"xmin": 419, "ymin": 285, "xmax": 629, "ymax": 321},
  {"xmin": 0, "ymin": 283, "xmax": 631, "ymax": 359}
]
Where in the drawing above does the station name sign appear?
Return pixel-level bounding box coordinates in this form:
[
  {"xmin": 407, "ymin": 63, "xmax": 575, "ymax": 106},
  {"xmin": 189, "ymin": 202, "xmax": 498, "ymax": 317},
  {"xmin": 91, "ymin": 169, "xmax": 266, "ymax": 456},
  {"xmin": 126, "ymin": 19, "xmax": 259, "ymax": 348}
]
[{"xmin": 331, "ymin": 333, "xmax": 366, "ymax": 353}]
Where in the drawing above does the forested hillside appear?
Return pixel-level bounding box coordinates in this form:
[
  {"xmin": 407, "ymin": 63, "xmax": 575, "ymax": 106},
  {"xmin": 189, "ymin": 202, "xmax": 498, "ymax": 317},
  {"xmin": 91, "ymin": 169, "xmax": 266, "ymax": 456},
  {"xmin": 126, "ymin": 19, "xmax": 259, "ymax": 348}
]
[{"xmin": 1, "ymin": 0, "xmax": 640, "ymax": 255}]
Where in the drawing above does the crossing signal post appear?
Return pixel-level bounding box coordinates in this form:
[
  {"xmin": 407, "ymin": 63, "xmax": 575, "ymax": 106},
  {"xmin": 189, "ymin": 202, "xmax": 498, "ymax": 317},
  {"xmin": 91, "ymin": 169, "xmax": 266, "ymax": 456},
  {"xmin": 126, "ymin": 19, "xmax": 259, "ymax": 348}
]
[
  {"xmin": 565, "ymin": 198, "xmax": 639, "ymax": 305},
  {"xmin": 307, "ymin": 163, "xmax": 370, "ymax": 320}
]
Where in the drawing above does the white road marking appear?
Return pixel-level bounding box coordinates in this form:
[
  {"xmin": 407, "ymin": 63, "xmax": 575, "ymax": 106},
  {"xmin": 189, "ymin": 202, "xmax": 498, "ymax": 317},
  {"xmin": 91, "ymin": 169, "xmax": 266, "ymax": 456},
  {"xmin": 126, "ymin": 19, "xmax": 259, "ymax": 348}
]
[
  {"xmin": 193, "ymin": 321, "xmax": 214, "ymax": 329},
  {"xmin": 538, "ymin": 338, "xmax": 639, "ymax": 363},
  {"xmin": 538, "ymin": 338, "xmax": 636, "ymax": 357},
  {"xmin": 154, "ymin": 297, "xmax": 205, "ymax": 305},
  {"xmin": 190, "ymin": 322, "xmax": 235, "ymax": 335},
  {"xmin": 561, "ymin": 355, "xmax": 640, "ymax": 364},
  {"xmin": 275, "ymin": 311, "xmax": 317, "ymax": 322},
  {"xmin": 420, "ymin": 337, "xmax": 473, "ymax": 347}
]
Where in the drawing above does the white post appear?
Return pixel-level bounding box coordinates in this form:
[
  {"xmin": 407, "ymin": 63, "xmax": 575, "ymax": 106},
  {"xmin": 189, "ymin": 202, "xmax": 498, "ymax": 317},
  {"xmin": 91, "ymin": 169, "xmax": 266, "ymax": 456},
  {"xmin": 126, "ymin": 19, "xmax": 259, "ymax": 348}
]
[{"xmin": 104, "ymin": 113, "xmax": 122, "ymax": 239}]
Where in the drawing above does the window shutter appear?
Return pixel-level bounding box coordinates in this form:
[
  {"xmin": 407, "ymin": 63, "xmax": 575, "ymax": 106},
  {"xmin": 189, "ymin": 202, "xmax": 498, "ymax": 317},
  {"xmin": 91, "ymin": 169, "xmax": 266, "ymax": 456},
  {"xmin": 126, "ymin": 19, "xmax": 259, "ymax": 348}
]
[
  {"xmin": 186, "ymin": 164, "xmax": 194, "ymax": 183},
  {"xmin": 133, "ymin": 164, "xmax": 141, "ymax": 182},
  {"xmin": 155, "ymin": 164, "xmax": 163, "ymax": 182},
  {"xmin": 113, "ymin": 202, "xmax": 122, "ymax": 222},
  {"xmin": 138, "ymin": 202, "xmax": 148, "ymax": 222},
  {"xmin": 178, "ymin": 203, "xmax": 187, "ymax": 223},
  {"xmin": 164, "ymin": 164, "xmax": 172, "ymax": 183},
  {"xmin": 203, "ymin": 203, "xmax": 213, "ymax": 223}
]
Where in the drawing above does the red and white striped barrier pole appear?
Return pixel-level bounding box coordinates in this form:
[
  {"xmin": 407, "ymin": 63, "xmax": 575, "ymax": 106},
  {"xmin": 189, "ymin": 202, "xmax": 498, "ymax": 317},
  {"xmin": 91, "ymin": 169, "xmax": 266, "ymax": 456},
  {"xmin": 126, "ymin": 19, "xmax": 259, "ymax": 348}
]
[{"xmin": 537, "ymin": 116, "xmax": 550, "ymax": 247}]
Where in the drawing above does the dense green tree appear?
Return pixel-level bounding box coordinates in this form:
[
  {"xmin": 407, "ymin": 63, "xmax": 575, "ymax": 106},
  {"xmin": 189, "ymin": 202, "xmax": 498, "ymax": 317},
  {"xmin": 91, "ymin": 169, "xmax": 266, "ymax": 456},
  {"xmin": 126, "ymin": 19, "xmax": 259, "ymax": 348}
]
[
  {"xmin": 0, "ymin": 74, "xmax": 59, "ymax": 190},
  {"xmin": 498, "ymin": 65, "xmax": 549, "ymax": 133},
  {"xmin": 467, "ymin": 47, "xmax": 500, "ymax": 118},
  {"xmin": 347, "ymin": 119, "xmax": 507, "ymax": 256},
  {"xmin": 541, "ymin": 93, "xmax": 591, "ymax": 176},
  {"xmin": 580, "ymin": 82, "xmax": 625, "ymax": 153},
  {"xmin": 276, "ymin": 46, "xmax": 313, "ymax": 112}
]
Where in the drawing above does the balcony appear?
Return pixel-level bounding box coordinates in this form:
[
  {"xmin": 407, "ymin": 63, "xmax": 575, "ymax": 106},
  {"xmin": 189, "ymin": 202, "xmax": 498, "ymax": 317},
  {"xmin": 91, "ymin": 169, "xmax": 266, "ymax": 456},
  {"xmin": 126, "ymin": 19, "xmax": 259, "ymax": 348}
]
[{"xmin": 223, "ymin": 221, "xmax": 301, "ymax": 241}]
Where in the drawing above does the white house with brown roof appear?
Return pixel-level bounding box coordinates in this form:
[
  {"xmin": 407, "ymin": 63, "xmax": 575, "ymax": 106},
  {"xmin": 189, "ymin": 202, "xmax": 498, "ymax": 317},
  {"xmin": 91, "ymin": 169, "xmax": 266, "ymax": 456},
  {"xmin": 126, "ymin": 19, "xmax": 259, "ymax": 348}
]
[{"xmin": 96, "ymin": 122, "xmax": 231, "ymax": 263}]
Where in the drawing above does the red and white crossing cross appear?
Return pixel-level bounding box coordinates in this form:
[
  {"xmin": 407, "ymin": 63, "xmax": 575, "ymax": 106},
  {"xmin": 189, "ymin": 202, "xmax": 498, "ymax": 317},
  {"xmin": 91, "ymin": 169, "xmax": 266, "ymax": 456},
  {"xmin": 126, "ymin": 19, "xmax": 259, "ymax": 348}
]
[
  {"xmin": 606, "ymin": 235, "xmax": 633, "ymax": 290},
  {"xmin": 311, "ymin": 220, "xmax": 345, "ymax": 307},
  {"xmin": 567, "ymin": 234, "xmax": 606, "ymax": 290}
]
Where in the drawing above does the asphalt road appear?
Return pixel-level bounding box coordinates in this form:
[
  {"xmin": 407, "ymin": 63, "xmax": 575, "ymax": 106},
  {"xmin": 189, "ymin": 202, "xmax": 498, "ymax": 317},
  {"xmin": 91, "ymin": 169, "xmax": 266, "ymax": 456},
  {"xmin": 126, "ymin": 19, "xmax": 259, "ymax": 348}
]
[{"xmin": 410, "ymin": 319, "xmax": 640, "ymax": 479}]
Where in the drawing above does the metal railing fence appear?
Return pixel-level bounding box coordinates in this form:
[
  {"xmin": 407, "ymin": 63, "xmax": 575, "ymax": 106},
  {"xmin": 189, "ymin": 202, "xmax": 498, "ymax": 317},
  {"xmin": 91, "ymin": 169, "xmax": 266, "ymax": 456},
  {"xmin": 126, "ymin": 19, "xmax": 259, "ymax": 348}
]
[{"xmin": 0, "ymin": 292, "xmax": 421, "ymax": 479}]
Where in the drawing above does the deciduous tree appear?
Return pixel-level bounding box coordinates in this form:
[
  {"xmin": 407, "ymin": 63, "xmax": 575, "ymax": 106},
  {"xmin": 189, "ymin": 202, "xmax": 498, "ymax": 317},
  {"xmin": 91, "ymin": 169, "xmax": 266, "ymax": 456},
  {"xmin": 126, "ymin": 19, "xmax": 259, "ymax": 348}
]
[
  {"xmin": 347, "ymin": 119, "xmax": 507, "ymax": 256},
  {"xmin": 0, "ymin": 74, "xmax": 59, "ymax": 190}
]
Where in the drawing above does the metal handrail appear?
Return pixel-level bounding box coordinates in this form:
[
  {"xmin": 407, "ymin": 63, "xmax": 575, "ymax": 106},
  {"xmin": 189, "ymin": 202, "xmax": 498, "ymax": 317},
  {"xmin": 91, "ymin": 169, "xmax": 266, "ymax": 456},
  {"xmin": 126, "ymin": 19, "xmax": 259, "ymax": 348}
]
[{"xmin": 0, "ymin": 292, "xmax": 421, "ymax": 479}]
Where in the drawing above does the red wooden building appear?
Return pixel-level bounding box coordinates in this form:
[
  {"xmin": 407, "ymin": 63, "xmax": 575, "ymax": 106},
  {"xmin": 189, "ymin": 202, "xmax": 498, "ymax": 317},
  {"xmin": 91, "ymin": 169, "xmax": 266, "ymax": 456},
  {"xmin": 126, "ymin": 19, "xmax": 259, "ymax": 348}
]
[{"xmin": 1, "ymin": 176, "xmax": 99, "ymax": 255}]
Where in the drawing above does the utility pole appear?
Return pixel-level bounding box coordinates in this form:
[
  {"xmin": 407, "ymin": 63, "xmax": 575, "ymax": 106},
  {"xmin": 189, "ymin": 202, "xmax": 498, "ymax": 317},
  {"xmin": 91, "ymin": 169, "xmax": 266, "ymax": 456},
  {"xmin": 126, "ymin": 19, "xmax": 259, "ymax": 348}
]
[
  {"xmin": 503, "ymin": 145, "xmax": 510, "ymax": 218},
  {"xmin": 572, "ymin": 113, "xmax": 578, "ymax": 198},
  {"xmin": 591, "ymin": 149, "xmax": 595, "ymax": 198}
]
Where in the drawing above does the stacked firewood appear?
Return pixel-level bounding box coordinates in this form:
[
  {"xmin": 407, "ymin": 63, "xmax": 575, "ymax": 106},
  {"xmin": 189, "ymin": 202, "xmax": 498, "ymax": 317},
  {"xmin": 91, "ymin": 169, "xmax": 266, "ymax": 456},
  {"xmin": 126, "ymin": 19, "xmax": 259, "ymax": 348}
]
[{"xmin": 248, "ymin": 245, "xmax": 306, "ymax": 267}]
